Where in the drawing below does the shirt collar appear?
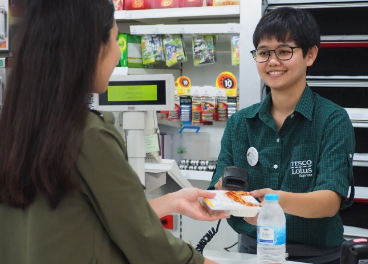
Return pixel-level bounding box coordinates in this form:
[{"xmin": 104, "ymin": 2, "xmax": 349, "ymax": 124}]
[{"xmin": 244, "ymin": 84, "xmax": 314, "ymax": 121}]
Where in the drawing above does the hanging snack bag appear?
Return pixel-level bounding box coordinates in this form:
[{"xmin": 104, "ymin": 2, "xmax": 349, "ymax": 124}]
[
  {"xmin": 163, "ymin": 34, "xmax": 187, "ymax": 67},
  {"xmin": 193, "ymin": 35, "xmax": 216, "ymax": 66},
  {"xmin": 142, "ymin": 34, "xmax": 165, "ymax": 65},
  {"xmin": 231, "ymin": 34, "xmax": 240, "ymax": 66}
]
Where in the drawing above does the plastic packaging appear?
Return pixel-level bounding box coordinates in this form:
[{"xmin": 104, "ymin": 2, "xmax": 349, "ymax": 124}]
[
  {"xmin": 257, "ymin": 193, "xmax": 286, "ymax": 264},
  {"xmin": 200, "ymin": 190, "xmax": 261, "ymax": 217},
  {"xmin": 192, "ymin": 35, "xmax": 216, "ymax": 66}
]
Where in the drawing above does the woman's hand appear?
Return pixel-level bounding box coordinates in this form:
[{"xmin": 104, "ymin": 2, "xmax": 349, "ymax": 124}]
[
  {"xmin": 173, "ymin": 188, "xmax": 228, "ymax": 221},
  {"xmin": 150, "ymin": 188, "xmax": 228, "ymax": 221}
]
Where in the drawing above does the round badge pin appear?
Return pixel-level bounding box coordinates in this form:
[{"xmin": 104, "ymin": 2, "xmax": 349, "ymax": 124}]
[{"xmin": 247, "ymin": 147, "xmax": 258, "ymax": 166}]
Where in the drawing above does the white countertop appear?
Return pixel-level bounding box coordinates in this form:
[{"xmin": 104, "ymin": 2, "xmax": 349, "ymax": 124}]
[{"xmin": 203, "ymin": 249, "xmax": 307, "ymax": 264}]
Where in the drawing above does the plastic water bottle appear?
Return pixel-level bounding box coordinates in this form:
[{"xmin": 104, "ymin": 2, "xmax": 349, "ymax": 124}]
[{"xmin": 257, "ymin": 193, "xmax": 286, "ymax": 264}]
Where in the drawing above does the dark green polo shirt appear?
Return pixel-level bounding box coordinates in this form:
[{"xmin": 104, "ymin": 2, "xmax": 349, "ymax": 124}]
[{"xmin": 209, "ymin": 85, "xmax": 355, "ymax": 248}]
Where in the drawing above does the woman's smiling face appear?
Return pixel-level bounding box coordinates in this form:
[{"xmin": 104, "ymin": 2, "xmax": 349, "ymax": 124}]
[{"xmin": 256, "ymin": 38, "xmax": 317, "ymax": 92}]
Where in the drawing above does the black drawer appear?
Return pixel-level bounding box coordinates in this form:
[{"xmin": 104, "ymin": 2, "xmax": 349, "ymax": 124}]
[
  {"xmin": 309, "ymin": 86, "xmax": 368, "ymax": 108},
  {"xmin": 309, "ymin": 44, "xmax": 368, "ymax": 76}
]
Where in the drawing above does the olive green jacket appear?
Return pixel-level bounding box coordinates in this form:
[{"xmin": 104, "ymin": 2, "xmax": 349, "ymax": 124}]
[{"xmin": 0, "ymin": 111, "xmax": 203, "ymax": 264}]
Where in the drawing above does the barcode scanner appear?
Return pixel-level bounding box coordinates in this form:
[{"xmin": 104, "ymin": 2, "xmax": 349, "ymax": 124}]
[
  {"xmin": 196, "ymin": 166, "xmax": 249, "ymax": 254},
  {"xmin": 222, "ymin": 166, "xmax": 249, "ymax": 191}
]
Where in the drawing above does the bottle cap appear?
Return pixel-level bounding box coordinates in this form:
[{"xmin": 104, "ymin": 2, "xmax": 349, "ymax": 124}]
[{"xmin": 265, "ymin": 193, "xmax": 279, "ymax": 201}]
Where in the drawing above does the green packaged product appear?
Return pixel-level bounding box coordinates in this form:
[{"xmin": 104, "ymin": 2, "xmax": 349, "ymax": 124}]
[
  {"xmin": 117, "ymin": 33, "xmax": 127, "ymax": 67},
  {"xmin": 193, "ymin": 35, "xmax": 216, "ymax": 66},
  {"xmin": 142, "ymin": 34, "xmax": 165, "ymax": 65}
]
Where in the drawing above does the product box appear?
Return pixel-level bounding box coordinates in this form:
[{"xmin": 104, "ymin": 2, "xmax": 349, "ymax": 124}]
[
  {"xmin": 192, "ymin": 96, "xmax": 202, "ymax": 124},
  {"xmin": 117, "ymin": 33, "xmax": 128, "ymax": 67},
  {"xmin": 127, "ymin": 35, "xmax": 151, "ymax": 68},
  {"xmin": 201, "ymin": 96, "xmax": 217, "ymax": 123},
  {"xmin": 152, "ymin": 0, "xmax": 180, "ymax": 8},
  {"xmin": 180, "ymin": 96, "xmax": 192, "ymax": 125},
  {"xmin": 200, "ymin": 190, "xmax": 261, "ymax": 217},
  {"xmin": 217, "ymin": 96, "xmax": 228, "ymax": 121},
  {"xmin": 206, "ymin": 0, "xmax": 240, "ymax": 5},
  {"xmin": 124, "ymin": 0, "xmax": 151, "ymax": 10},
  {"xmin": 168, "ymin": 96, "xmax": 181, "ymax": 121},
  {"xmin": 181, "ymin": 0, "xmax": 203, "ymax": 7}
]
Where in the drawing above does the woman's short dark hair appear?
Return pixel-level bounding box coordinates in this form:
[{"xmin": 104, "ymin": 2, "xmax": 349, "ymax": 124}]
[
  {"xmin": 253, "ymin": 7, "xmax": 320, "ymax": 57},
  {"xmin": 0, "ymin": 0, "xmax": 115, "ymax": 208}
]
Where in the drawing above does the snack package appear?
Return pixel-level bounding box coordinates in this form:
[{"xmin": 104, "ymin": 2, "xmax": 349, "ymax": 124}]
[
  {"xmin": 141, "ymin": 34, "xmax": 165, "ymax": 65},
  {"xmin": 231, "ymin": 34, "xmax": 240, "ymax": 66},
  {"xmin": 200, "ymin": 190, "xmax": 261, "ymax": 217},
  {"xmin": 127, "ymin": 34, "xmax": 149, "ymax": 68},
  {"xmin": 163, "ymin": 34, "xmax": 187, "ymax": 67},
  {"xmin": 192, "ymin": 35, "xmax": 216, "ymax": 66},
  {"xmin": 117, "ymin": 33, "xmax": 128, "ymax": 67}
]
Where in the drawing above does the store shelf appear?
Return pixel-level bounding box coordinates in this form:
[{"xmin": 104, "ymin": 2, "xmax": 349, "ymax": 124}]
[
  {"xmin": 180, "ymin": 170, "xmax": 213, "ymax": 181},
  {"xmin": 320, "ymin": 38, "xmax": 368, "ymax": 44},
  {"xmin": 158, "ymin": 118, "xmax": 182, "ymax": 128},
  {"xmin": 267, "ymin": 2, "xmax": 368, "ymax": 8},
  {"xmin": 345, "ymin": 108, "xmax": 368, "ymax": 122},
  {"xmin": 307, "ymin": 79, "xmax": 368, "ymax": 87},
  {"xmin": 352, "ymin": 123, "xmax": 368, "ymax": 128},
  {"xmin": 130, "ymin": 23, "xmax": 240, "ymax": 35},
  {"xmin": 354, "ymin": 186, "xmax": 368, "ymax": 202},
  {"xmin": 343, "ymin": 225, "xmax": 368, "ymax": 239},
  {"xmin": 115, "ymin": 5, "xmax": 240, "ymax": 21},
  {"xmin": 353, "ymin": 154, "xmax": 368, "ymax": 167},
  {"xmin": 112, "ymin": 67, "xmax": 180, "ymax": 77}
]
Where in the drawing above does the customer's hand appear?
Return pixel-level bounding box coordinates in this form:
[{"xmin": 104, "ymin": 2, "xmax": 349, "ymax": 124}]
[{"xmin": 173, "ymin": 188, "xmax": 228, "ymax": 221}]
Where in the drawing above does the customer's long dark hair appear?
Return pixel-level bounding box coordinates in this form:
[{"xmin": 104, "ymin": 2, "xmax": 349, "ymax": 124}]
[{"xmin": 0, "ymin": 0, "xmax": 115, "ymax": 208}]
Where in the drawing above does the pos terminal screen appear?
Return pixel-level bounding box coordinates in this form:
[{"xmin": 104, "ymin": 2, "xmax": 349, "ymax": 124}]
[{"xmin": 99, "ymin": 80, "xmax": 166, "ymax": 106}]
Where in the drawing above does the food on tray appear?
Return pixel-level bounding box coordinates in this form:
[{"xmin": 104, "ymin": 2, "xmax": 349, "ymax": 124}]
[
  {"xmin": 225, "ymin": 191, "xmax": 260, "ymax": 207},
  {"xmin": 200, "ymin": 190, "xmax": 261, "ymax": 217}
]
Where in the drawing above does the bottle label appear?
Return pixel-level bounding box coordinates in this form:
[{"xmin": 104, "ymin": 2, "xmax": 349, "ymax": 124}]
[{"xmin": 257, "ymin": 225, "xmax": 286, "ymax": 246}]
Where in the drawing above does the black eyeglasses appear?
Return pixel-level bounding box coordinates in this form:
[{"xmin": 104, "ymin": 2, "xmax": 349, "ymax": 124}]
[{"xmin": 250, "ymin": 46, "xmax": 301, "ymax": 63}]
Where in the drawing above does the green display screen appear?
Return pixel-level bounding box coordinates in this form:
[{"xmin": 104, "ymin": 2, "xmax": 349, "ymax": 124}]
[{"xmin": 108, "ymin": 85, "xmax": 158, "ymax": 102}]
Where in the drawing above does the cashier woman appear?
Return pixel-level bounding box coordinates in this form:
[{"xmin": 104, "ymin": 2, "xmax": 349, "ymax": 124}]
[
  {"xmin": 0, "ymin": 0, "xmax": 225, "ymax": 264},
  {"xmin": 209, "ymin": 7, "xmax": 355, "ymax": 264}
]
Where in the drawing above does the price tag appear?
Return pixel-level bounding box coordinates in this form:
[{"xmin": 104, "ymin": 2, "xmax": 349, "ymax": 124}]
[
  {"xmin": 216, "ymin": 72, "xmax": 237, "ymax": 96},
  {"xmin": 153, "ymin": 27, "xmax": 159, "ymax": 34},
  {"xmin": 175, "ymin": 76, "xmax": 191, "ymax": 95},
  {"xmin": 177, "ymin": 87, "xmax": 186, "ymax": 95}
]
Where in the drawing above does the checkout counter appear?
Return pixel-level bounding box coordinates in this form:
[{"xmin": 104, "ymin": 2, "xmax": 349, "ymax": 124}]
[{"xmin": 204, "ymin": 249, "xmax": 306, "ymax": 264}]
